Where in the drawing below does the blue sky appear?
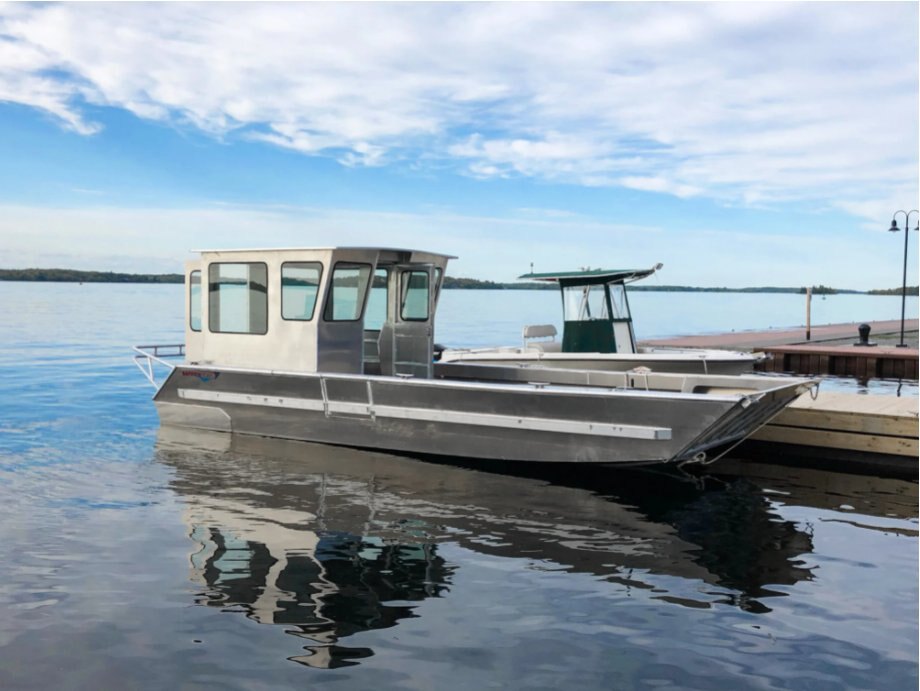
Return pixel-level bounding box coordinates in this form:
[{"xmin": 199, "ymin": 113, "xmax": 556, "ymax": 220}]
[{"xmin": 0, "ymin": 2, "xmax": 917, "ymax": 289}]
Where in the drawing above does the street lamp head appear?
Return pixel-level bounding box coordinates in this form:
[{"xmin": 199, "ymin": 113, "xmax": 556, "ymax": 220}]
[{"xmin": 889, "ymin": 219, "xmax": 900, "ymax": 232}]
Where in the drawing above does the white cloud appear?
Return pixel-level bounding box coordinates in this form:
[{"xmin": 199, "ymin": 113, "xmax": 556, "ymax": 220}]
[
  {"xmin": 0, "ymin": 33, "xmax": 101, "ymax": 134},
  {"xmin": 617, "ymin": 176, "xmax": 702, "ymax": 200},
  {"xmin": 0, "ymin": 2, "xmax": 916, "ymax": 221}
]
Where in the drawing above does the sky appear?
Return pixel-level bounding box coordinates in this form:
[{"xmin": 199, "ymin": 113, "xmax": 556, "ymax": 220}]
[{"xmin": 0, "ymin": 1, "xmax": 917, "ymax": 289}]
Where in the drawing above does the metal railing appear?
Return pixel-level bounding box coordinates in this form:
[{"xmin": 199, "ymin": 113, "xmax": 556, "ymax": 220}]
[{"xmin": 133, "ymin": 344, "xmax": 185, "ymax": 388}]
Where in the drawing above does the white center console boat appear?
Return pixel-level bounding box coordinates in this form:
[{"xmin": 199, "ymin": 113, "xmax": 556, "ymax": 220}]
[{"xmin": 439, "ymin": 265, "xmax": 763, "ymax": 375}]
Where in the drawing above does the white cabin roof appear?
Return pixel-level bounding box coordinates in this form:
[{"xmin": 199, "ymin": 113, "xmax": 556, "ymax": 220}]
[{"xmin": 191, "ymin": 246, "xmax": 457, "ymax": 260}]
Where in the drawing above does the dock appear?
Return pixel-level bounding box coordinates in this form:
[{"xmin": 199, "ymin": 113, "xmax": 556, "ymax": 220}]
[
  {"xmin": 748, "ymin": 390, "xmax": 917, "ymax": 460},
  {"xmin": 640, "ymin": 318, "xmax": 919, "ymax": 379},
  {"xmin": 640, "ymin": 318, "xmax": 918, "ymax": 350},
  {"xmin": 640, "ymin": 319, "xmax": 919, "ymax": 472},
  {"xmin": 757, "ymin": 343, "xmax": 918, "ymax": 378},
  {"xmin": 738, "ymin": 389, "xmax": 918, "ymax": 477}
]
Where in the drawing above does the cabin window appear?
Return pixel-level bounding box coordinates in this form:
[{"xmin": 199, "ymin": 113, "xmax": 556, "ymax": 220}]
[
  {"xmin": 433, "ymin": 267, "xmax": 443, "ymax": 301},
  {"xmin": 562, "ymin": 284, "xmax": 609, "ymax": 321},
  {"xmin": 400, "ymin": 270, "xmax": 429, "ymax": 321},
  {"xmin": 189, "ymin": 270, "xmax": 201, "ymax": 332},
  {"xmin": 608, "ymin": 283, "xmax": 630, "ymax": 320},
  {"xmin": 364, "ymin": 268, "xmax": 389, "ymax": 330},
  {"xmin": 281, "ymin": 262, "xmax": 323, "ymax": 321},
  {"xmin": 208, "ymin": 262, "xmax": 268, "ymax": 334},
  {"xmin": 324, "ymin": 263, "xmax": 372, "ymax": 321}
]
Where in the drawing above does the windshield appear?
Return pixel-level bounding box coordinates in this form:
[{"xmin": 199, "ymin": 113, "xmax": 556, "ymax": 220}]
[
  {"xmin": 561, "ymin": 282, "xmax": 632, "ymax": 321},
  {"xmin": 562, "ymin": 284, "xmax": 608, "ymax": 321}
]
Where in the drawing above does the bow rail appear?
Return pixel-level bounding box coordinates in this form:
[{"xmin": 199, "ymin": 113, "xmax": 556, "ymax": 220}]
[{"xmin": 133, "ymin": 344, "xmax": 185, "ymax": 388}]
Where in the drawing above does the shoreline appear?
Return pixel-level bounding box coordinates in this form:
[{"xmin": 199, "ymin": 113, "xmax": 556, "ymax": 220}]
[{"xmin": 1, "ymin": 275, "xmax": 916, "ymax": 296}]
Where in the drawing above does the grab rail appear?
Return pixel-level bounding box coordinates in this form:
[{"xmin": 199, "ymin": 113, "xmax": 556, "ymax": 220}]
[{"xmin": 133, "ymin": 344, "xmax": 185, "ymax": 388}]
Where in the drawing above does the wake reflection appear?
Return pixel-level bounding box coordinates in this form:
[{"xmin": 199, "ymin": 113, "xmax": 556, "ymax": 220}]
[{"xmin": 155, "ymin": 429, "xmax": 852, "ymax": 668}]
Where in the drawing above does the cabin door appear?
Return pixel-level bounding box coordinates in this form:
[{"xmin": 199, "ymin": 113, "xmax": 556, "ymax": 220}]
[
  {"xmin": 316, "ymin": 262, "xmax": 375, "ymax": 374},
  {"xmin": 379, "ymin": 264, "xmax": 435, "ymax": 378}
]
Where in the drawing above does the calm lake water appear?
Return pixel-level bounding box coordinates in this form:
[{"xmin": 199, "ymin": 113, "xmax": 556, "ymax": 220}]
[{"xmin": 0, "ymin": 282, "xmax": 917, "ymax": 689}]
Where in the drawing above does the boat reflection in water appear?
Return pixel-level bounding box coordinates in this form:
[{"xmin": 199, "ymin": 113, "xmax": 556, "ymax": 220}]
[{"xmin": 156, "ymin": 428, "xmax": 908, "ymax": 670}]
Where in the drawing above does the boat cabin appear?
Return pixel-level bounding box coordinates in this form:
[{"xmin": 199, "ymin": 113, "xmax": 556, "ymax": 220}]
[
  {"xmin": 184, "ymin": 247, "xmax": 453, "ymax": 377},
  {"xmin": 519, "ymin": 264, "xmax": 663, "ymax": 354}
]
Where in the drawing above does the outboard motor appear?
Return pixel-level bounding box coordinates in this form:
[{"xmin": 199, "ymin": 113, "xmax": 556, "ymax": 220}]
[{"xmin": 432, "ymin": 343, "xmax": 446, "ymax": 361}]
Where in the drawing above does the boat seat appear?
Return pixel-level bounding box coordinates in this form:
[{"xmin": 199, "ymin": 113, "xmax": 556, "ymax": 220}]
[
  {"xmin": 523, "ymin": 324, "xmax": 558, "ymax": 351},
  {"xmin": 531, "ymin": 341, "xmax": 563, "ymax": 353},
  {"xmin": 523, "ymin": 324, "xmax": 557, "ymax": 340}
]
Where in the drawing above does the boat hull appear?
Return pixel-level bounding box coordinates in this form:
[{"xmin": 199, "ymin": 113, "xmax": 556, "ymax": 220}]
[{"xmin": 151, "ymin": 363, "xmax": 809, "ymax": 466}]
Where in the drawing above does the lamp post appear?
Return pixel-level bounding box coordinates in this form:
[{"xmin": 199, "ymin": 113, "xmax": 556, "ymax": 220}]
[{"xmin": 888, "ymin": 209, "xmax": 918, "ymax": 347}]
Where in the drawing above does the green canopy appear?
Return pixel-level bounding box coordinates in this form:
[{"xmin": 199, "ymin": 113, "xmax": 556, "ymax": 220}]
[{"xmin": 517, "ymin": 264, "xmax": 662, "ymax": 287}]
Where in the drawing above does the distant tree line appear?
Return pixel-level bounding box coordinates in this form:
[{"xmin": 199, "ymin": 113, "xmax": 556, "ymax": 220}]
[
  {"xmin": 630, "ymin": 285, "xmax": 851, "ymax": 294},
  {"xmin": 867, "ymin": 286, "xmax": 919, "ymax": 296},
  {"xmin": 445, "ymin": 279, "xmax": 859, "ymax": 294},
  {"xmin": 0, "ymin": 268, "xmax": 183, "ymax": 283},
  {"xmin": 442, "ymin": 276, "xmax": 549, "ymax": 290},
  {"xmin": 798, "ymin": 284, "xmax": 843, "ymax": 295},
  {"xmin": 1, "ymin": 268, "xmax": 914, "ymax": 295}
]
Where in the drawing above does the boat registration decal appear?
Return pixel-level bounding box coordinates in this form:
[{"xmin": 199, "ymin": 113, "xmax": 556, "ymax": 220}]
[{"xmin": 181, "ymin": 370, "xmax": 221, "ymax": 383}]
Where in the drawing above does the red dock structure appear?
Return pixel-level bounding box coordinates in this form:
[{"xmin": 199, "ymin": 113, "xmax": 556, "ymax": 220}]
[{"xmin": 758, "ymin": 344, "xmax": 917, "ymax": 378}]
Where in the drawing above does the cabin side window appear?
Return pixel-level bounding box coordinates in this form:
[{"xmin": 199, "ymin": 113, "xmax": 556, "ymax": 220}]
[
  {"xmin": 189, "ymin": 270, "xmax": 201, "ymax": 332},
  {"xmin": 281, "ymin": 262, "xmax": 323, "ymax": 321},
  {"xmin": 400, "ymin": 270, "xmax": 430, "ymax": 321},
  {"xmin": 323, "ymin": 263, "xmax": 372, "ymax": 321},
  {"xmin": 208, "ymin": 262, "xmax": 268, "ymax": 334}
]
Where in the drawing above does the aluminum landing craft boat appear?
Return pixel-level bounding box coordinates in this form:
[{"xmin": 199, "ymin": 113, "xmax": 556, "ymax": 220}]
[
  {"xmin": 439, "ymin": 265, "xmax": 764, "ymax": 375},
  {"xmin": 133, "ymin": 247, "xmax": 815, "ymax": 467}
]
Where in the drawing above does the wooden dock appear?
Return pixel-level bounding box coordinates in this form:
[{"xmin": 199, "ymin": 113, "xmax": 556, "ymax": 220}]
[
  {"xmin": 640, "ymin": 318, "xmax": 919, "ymax": 378},
  {"xmin": 757, "ymin": 344, "xmax": 918, "ymax": 378},
  {"xmin": 750, "ymin": 391, "xmax": 917, "ymax": 458},
  {"xmin": 640, "ymin": 318, "xmax": 918, "ymax": 351},
  {"xmin": 641, "ymin": 319, "xmax": 918, "ymax": 471}
]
